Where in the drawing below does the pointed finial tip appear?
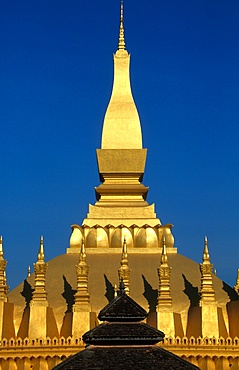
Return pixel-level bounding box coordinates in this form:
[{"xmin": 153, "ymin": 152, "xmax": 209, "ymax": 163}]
[
  {"xmin": 38, "ymin": 235, "xmax": 45, "ymax": 261},
  {"xmin": 81, "ymin": 239, "xmax": 85, "ymax": 254},
  {"xmin": 114, "ymin": 284, "xmax": 118, "ymax": 298},
  {"xmin": 118, "ymin": 0, "xmax": 126, "ymax": 50},
  {"xmin": 162, "ymin": 237, "xmax": 167, "ymax": 253},
  {"xmin": 122, "ymin": 237, "xmax": 127, "ymax": 254},
  {"xmin": 40, "ymin": 235, "xmax": 44, "ymax": 250},
  {"xmin": 119, "ymin": 279, "xmax": 125, "ymax": 295},
  {"xmin": 0, "ymin": 236, "xmax": 3, "ymax": 255}
]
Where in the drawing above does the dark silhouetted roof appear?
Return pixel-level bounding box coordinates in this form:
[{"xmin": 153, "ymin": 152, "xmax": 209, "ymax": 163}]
[
  {"xmin": 53, "ymin": 346, "xmax": 199, "ymax": 370},
  {"xmin": 98, "ymin": 285, "xmax": 148, "ymax": 322},
  {"xmin": 83, "ymin": 322, "xmax": 163, "ymax": 345},
  {"xmin": 53, "ymin": 287, "xmax": 199, "ymax": 369}
]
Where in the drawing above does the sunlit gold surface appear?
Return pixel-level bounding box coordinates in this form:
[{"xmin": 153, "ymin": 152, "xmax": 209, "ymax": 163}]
[
  {"xmin": 1, "ymin": 4, "xmax": 239, "ymax": 370},
  {"xmin": 118, "ymin": 239, "xmax": 131, "ymax": 295},
  {"xmin": 28, "ymin": 237, "xmax": 49, "ymax": 340},
  {"xmin": 82, "ymin": 11, "xmax": 164, "ymax": 230},
  {"xmin": 69, "ymin": 224, "xmax": 176, "ymax": 251},
  {"xmin": 101, "ymin": 49, "xmax": 142, "ymax": 149}
]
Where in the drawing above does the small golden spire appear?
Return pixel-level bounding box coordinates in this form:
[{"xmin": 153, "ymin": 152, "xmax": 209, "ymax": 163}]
[
  {"xmin": 38, "ymin": 236, "xmax": 45, "ymax": 262},
  {"xmin": 73, "ymin": 239, "xmax": 90, "ymax": 308},
  {"xmin": 0, "ymin": 236, "xmax": 3, "ymax": 259},
  {"xmin": 32, "ymin": 236, "xmax": 48, "ymax": 302},
  {"xmin": 0, "ymin": 237, "xmax": 8, "ymax": 300},
  {"xmin": 114, "ymin": 284, "xmax": 118, "ymax": 298},
  {"xmin": 199, "ymin": 236, "xmax": 216, "ymax": 303},
  {"xmin": 157, "ymin": 238, "xmax": 172, "ymax": 307},
  {"xmin": 234, "ymin": 269, "xmax": 239, "ymax": 294},
  {"xmin": 118, "ymin": 238, "xmax": 131, "ymax": 295},
  {"xmin": 80, "ymin": 239, "xmax": 86, "ymax": 262},
  {"xmin": 203, "ymin": 236, "xmax": 210, "ymax": 262},
  {"xmin": 28, "ymin": 266, "xmax": 31, "ymax": 278},
  {"xmin": 118, "ymin": 1, "xmax": 126, "ymax": 50},
  {"xmin": 161, "ymin": 237, "xmax": 168, "ymax": 265},
  {"xmin": 123, "ymin": 237, "xmax": 127, "ymax": 256}
]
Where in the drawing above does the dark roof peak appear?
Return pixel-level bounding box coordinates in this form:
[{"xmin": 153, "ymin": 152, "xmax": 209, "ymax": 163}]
[{"xmin": 98, "ymin": 289, "xmax": 148, "ymax": 322}]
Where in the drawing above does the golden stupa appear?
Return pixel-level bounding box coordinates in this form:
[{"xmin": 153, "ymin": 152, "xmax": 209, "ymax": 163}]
[{"xmin": 1, "ymin": 3, "xmax": 239, "ymax": 370}]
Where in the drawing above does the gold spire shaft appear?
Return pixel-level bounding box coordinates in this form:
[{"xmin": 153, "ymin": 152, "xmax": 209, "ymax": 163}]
[
  {"xmin": 118, "ymin": 238, "xmax": 131, "ymax": 295},
  {"xmin": 234, "ymin": 268, "xmax": 239, "ymax": 294},
  {"xmin": 0, "ymin": 237, "xmax": 8, "ymax": 300},
  {"xmin": 38, "ymin": 236, "xmax": 45, "ymax": 262},
  {"xmin": 74, "ymin": 240, "xmax": 90, "ymax": 306},
  {"xmin": 199, "ymin": 236, "xmax": 216, "ymax": 303},
  {"xmin": 157, "ymin": 238, "xmax": 172, "ymax": 307},
  {"xmin": 118, "ymin": 1, "xmax": 125, "ymax": 50},
  {"xmin": 32, "ymin": 236, "xmax": 48, "ymax": 302},
  {"xmin": 203, "ymin": 236, "xmax": 210, "ymax": 262}
]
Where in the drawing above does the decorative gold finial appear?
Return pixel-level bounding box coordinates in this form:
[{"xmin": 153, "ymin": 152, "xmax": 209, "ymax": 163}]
[
  {"xmin": 203, "ymin": 236, "xmax": 210, "ymax": 262},
  {"xmin": 28, "ymin": 266, "xmax": 31, "ymax": 278},
  {"xmin": 0, "ymin": 237, "xmax": 8, "ymax": 300},
  {"xmin": 199, "ymin": 236, "xmax": 216, "ymax": 303},
  {"xmin": 80, "ymin": 239, "xmax": 86, "ymax": 261},
  {"xmin": 0, "ymin": 236, "xmax": 3, "ymax": 258},
  {"xmin": 161, "ymin": 237, "xmax": 168, "ymax": 265},
  {"xmin": 38, "ymin": 236, "xmax": 45, "ymax": 262},
  {"xmin": 123, "ymin": 237, "xmax": 127, "ymax": 255},
  {"xmin": 157, "ymin": 238, "xmax": 172, "ymax": 307},
  {"xmin": 118, "ymin": 1, "xmax": 126, "ymax": 50},
  {"xmin": 114, "ymin": 284, "xmax": 118, "ymax": 298},
  {"xmin": 32, "ymin": 236, "xmax": 48, "ymax": 302},
  {"xmin": 118, "ymin": 238, "xmax": 131, "ymax": 295},
  {"xmin": 73, "ymin": 239, "xmax": 90, "ymax": 308},
  {"xmin": 234, "ymin": 269, "xmax": 239, "ymax": 294}
]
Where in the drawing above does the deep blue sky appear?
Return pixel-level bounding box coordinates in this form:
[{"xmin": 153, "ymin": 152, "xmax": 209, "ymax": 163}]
[{"xmin": 1, "ymin": 0, "xmax": 239, "ymax": 290}]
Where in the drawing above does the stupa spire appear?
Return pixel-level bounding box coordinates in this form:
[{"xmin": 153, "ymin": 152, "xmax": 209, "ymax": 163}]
[
  {"xmin": 0, "ymin": 237, "xmax": 3, "ymax": 258},
  {"xmin": 38, "ymin": 235, "xmax": 45, "ymax": 262},
  {"xmin": 28, "ymin": 236, "xmax": 49, "ymax": 339},
  {"xmin": 234, "ymin": 269, "xmax": 239, "ymax": 294},
  {"xmin": 118, "ymin": 238, "xmax": 131, "ymax": 295},
  {"xmin": 72, "ymin": 239, "xmax": 91, "ymax": 338},
  {"xmin": 80, "ymin": 2, "xmax": 163, "ymax": 231},
  {"xmin": 0, "ymin": 237, "xmax": 8, "ymax": 301},
  {"xmin": 32, "ymin": 236, "xmax": 48, "ymax": 302},
  {"xmin": 157, "ymin": 238, "xmax": 172, "ymax": 307},
  {"xmin": 199, "ymin": 236, "xmax": 219, "ymax": 338},
  {"xmin": 202, "ymin": 236, "xmax": 210, "ymax": 262},
  {"xmin": 199, "ymin": 236, "xmax": 216, "ymax": 303},
  {"xmin": 73, "ymin": 240, "xmax": 90, "ymax": 307},
  {"xmin": 101, "ymin": 1, "xmax": 142, "ymax": 150},
  {"xmin": 118, "ymin": 1, "xmax": 126, "ymax": 50}
]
